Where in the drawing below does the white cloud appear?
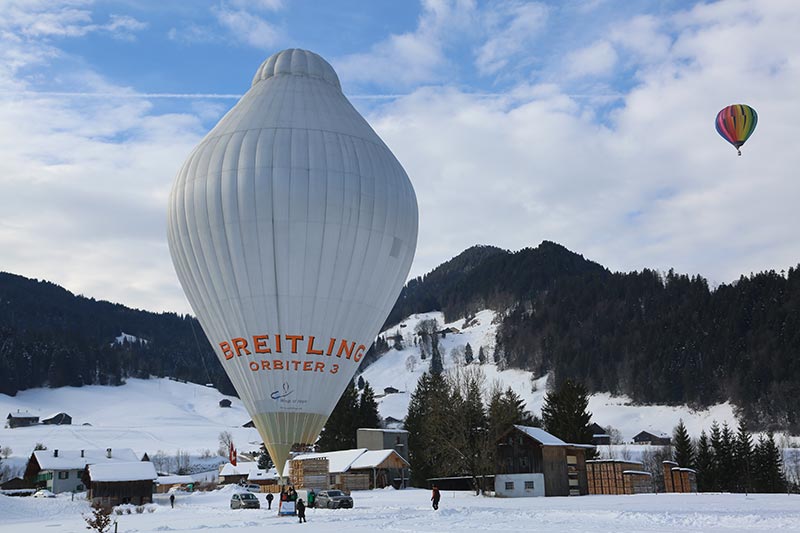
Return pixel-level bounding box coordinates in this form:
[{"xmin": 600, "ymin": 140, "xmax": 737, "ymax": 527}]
[
  {"xmin": 212, "ymin": 1, "xmax": 284, "ymax": 49},
  {"xmin": 474, "ymin": 1, "xmax": 548, "ymax": 76},
  {"xmin": 564, "ymin": 40, "xmax": 618, "ymax": 79},
  {"xmin": 0, "ymin": 1, "xmax": 146, "ymax": 39},
  {"xmin": 336, "ymin": 0, "xmax": 478, "ymax": 88}
]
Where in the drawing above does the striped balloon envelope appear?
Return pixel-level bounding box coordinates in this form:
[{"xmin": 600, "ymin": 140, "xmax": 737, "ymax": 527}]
[
  {"xmin": 167, "ymin": 49, "xmax": 418, "ymax": 478},
  {"xmin": 715, "ymin": 104, "xmax": 758, "ymax": 156}
]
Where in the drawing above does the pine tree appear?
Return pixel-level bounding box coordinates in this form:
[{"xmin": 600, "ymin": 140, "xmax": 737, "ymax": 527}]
[
  {"xmin": 317, "ymin": 381, "xmax": 359, "ymax": 451},
  {"xmin": 708, "ymin": 421, "xmax": 723, "ymax": 491},
  {"xmin": 430, "ymin": 340, "xmax": 444, "ymax": 375},
  {"xmin": 695, "ymin": 430, "xmax": 714, "ymax": 492},
  {"xmin": 717, "ymin": 423, "xmax": 736, "ymax": 491},
  {"xmin": 733, "ymin": 421, "xmax": 753, "ymax": 493},
  {"xmin": 478, "ymin": 346, "xmax": 486, "ymax": 365},
  {"xmin": 541, "ymin": 379, "xmax": 594, "ymax": 457},
  {"xmin": 358, "ymin": 382, "xmax": 381, "ymax": 429},
  {"xmin": 405, "ymin": 372, "xmax": 451, "ymax": 486},
  {"xmin": 357, "ymin": 375, "xmax": 365, "ymax": 390},
  {"xmin": 673, "ymin": 419, "xmax": 694, "ymax": 467},
  {"xmin": 753, "ymin": 432, "xmax": 787, "ymax": 493},
  {"xmin": 464, "ymin": 343, "xmax": 474, "ymax": 365},
  {"xmin": 258, "ymin": 450, "xmax": 272, "ymax": 470}
]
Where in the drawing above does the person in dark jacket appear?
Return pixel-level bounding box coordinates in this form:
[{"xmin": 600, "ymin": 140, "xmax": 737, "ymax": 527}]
[
  {"xmin": 169, "ymin": 494, "xmax": 175, "ymax": 508},
  {"xmin": 266, "ymin": 492, "xmax": 274, "ymax": 509},
  {"xmin": 431, "ymin": 485, "xmax": 440, "ymax": 510},
  {"xmin": 296, "ymin": 498, "xmax": 307, "ymax": 523}
]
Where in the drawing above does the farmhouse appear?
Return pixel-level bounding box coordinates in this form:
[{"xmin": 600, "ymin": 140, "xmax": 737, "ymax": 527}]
[
  {"xmin": 495, "ymin": 425, "xmax": 594, "ymax": 497},
  {"xmin": 6, "ymin": 411, "xmax": 39, "ymax": 428},
  {"xmin": 25, "ymin": 448, "xmax": 139, "ymax": 494},
  {"xmin": 632, "ymin": 431, "xmax": 671, "ymax": 446},
  {"xmin": 87, "ymin": 461, "xmax": 157, "ymax": 508}
]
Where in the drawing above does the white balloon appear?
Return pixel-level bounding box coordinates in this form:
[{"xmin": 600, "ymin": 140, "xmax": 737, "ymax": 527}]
[{"xmin": 167, "ymin": 49, "xmax": 418, "ymax": 475}]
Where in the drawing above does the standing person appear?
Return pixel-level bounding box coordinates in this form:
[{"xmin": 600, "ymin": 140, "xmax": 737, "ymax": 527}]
[
  {"xmin": 266, "ymin": 492, "xmax": 274, "ymax": 510},
  {"xmin": 296, "ymin": 498, "xmax": 307, "ymax": 523},
  {"xmin": 288, "ymin": 487, "xmax": 298, "ymax": 501},
  {"xmin": 169, "ymin": 493, "xmax": 175, "ymax": 509},
  {"xmin": 307, "ymin": 489, "xmax": 315, "ymax": 509},
  {"xmin": 431, "ymin": 485, "xmax": 440, "ymax": 510}
]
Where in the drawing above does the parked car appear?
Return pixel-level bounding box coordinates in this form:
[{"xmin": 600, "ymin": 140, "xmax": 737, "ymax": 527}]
[
  {"xmin": 33, "ymin": 489, "xmax": 56, "ymax": 498},
  {"xmin": 230, "ymin": 492, "xmax": 261, "ymax": 509},
  {"xmin": 316, "ymin": 489, "xmax": 353, "ymax": 509},
  {"xmin": 241, "ymin": 483, "xmax": 261, "ymax": 493}
]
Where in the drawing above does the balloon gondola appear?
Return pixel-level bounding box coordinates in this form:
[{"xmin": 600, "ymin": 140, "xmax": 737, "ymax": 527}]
[
  {"xmin": 167, "ymin": 49, "xmax": 418, "ymax": 477},
  {"xmin": 715, "ymin": 104, "xmax": 757, "ymax": 156}
]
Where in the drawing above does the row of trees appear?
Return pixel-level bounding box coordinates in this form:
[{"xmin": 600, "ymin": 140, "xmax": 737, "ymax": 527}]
[
  {"xmin": 316, "ymin": 380, "xmax": 381, "ymax": 451},
  {"xmin": 672, "ymin": 420, "xmax": 789, "ymax": 493}
]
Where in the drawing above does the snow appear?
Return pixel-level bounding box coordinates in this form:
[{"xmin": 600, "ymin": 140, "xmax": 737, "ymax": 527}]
[
  {"xmin": 286, "ymin": 448, "xmax": 368, "ymax": 474},
  {"xmin": 113, "ymin": 332, "xmax": 147, "ymax": 345},
  {"xmin": 350, "ymin": 449, "xmax": 407, "ymax": 469},
  {"xmin": 88, "ymin": 461, "xmax": 157, "ymax": 482},
  {"xmin": 2, "ymin": 488, "xmax": 800, "ymax": 532},
  {"xmin": 515, "ymin": 425, "xmax": 568, "ymax": 446},
  {"xmin": 34, "ymin": 448, "xmax": 138, "ymax": 470},
  {"xmin": 219, "ymin": 461, "xmax": 259, "ymax": 477},
  {"xmin": 157, "ymin": 475, "xmax": 194, "ymax": 485}
]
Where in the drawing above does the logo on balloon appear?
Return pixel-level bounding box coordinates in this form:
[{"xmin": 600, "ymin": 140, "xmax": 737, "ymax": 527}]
[{"xmin": 271, "ymin": 382, "xmax": 293, "ymax": 400}]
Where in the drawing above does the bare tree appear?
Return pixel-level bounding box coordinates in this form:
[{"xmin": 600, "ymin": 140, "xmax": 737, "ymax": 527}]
[
  {"xmin": 175, "ymin": 449, "xmax": 191, "ymax": 475},
  {"xmin": 449, "ymin": 345, "xmax": 466, "ymax": 366},
  {"xmin": 218, "ymin": 431, "xmax": 233, "ymax": 457},
  {"xmin": 405, "ymin": 355, "xmax": 417, "ymax": 373},
  {"xmin": 0, "ymin": 446, "xmax": 11, "ymax": 459},
  {"xmin": 150, "ymin": 450, "xmax": 171, "ymax": 473}
]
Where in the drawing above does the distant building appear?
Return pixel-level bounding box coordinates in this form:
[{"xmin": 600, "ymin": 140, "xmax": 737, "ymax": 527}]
[
  {"xmin": 219, "ymin": 399, "xmax": 232, "ymax": 408},
  {"xmin": 286, "ymin": 447, "xmax": 409, "ymax": 491},
  {"xmin": 41, "ymin": 412, "xmax": 72, "ymax": 425},
  {"xmin": 25, "ymin": 448, "xmax": 138, "ymax": 494},
  {"xmin": 588, "ymin": 423, "xmax": 611, "ymax": 446},
  {"xmin": 88, "ymin": 461, "xmax": 157, "ymax": 508},
  {"xmin": 6, "ymin": 411, "xmax": 39, "ymax": 428},
  {"xmin": 383, "ymin": 386, "xmax": 399, "ymax": 395},
  {"xmin": 242, "ymin": 420, "xmax": 255, "ymax": 428},
  {"xmin": 357, "ymin": 428, "xmax": 409, "ymax": 462},
  {"xmin": 495, "ymin": 425, "xmax": 594, "ymax": 497},
  {"xmin": 382, "ymin": 416, "xmax": 404, "ymax": 429},
  {"xmin": 219, "ymin": 461, "xmax": 258, "ymax": 485},
  {"xmin": 632, "ymin": 431, "xmax": 671, "ymax": 446}
]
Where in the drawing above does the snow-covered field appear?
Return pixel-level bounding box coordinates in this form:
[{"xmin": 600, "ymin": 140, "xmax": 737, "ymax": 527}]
[{"xmin": 2, "ymin": 487, "xmax": 800, "ymax": 533}]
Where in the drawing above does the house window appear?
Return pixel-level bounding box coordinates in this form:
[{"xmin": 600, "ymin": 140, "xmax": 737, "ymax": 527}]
[
  {"xmin": 505, "ymin": 481, "xmax": 514, "ymax": 490},
  {"xmin": 525, "ymin": 481, "xmax": 534, "ymax": 490},
  {"xmin": 58, "ymin": 471, "xmax": 69, "ymax": 479}
]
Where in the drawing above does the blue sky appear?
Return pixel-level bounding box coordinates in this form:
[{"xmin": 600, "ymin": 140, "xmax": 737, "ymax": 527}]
[{"xmin": 1, "ymin": 0, "xmax": 799, "ymax": 314}]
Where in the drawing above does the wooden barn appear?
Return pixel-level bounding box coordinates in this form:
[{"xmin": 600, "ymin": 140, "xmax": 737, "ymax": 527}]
[
  {"xmin": 495, "ymin": 425, "xmax": 593, "ymax": 497},
  {"xmin": 41, "ymin": 412, "xmax": 72, "ymax": 425},
  {"xmin": 588, "ymin": 423, "xmax": 611, "ymax": 446},
  {"xmin": 6, "ymin": 411, "xmax": 39, "ymax": 428},
  {"xmin": 87, "ymin": 461, "xmax": 157, "ymax": 508},
  {"xmin": 632, "ymin": 431, "xmax": 671, "ymax": 446},
  {"xmin": 349, "ymin": 449, "xmax": 410, "ymax": 489}
]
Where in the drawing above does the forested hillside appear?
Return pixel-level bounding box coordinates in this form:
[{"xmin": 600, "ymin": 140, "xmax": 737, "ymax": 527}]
[
  {"xmin": 386, "ymin": 242, "xmax": 800, "ymax": 432},
  {"xmin": 0, "ymin": 273, "xmax": 233, "ymax": 396}
]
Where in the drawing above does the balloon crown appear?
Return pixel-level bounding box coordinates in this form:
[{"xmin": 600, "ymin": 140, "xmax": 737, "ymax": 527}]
[{"xmin": 251, "ymin": 48, "xmax": 341, "ymax": 90}]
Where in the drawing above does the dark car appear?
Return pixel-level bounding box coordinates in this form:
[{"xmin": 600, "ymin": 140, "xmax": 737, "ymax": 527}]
[
  {"xmin": 316, "ymin": 489, "xmax": 353, "ymax": 509},
  {"xmin": 230, "ymin": 492, "xmax": 261, "ymax": 509}
]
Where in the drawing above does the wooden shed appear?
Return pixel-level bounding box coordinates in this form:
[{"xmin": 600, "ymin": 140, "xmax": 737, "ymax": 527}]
[
  {"xmin": 87, "ymin": 461, "xmax": 157, "ymax": 508},
  {"xmin": 586, "ymin": 459, "xmax": 649, "ymax": 495},
  {"xmin": 349, "ymin": 449, "xmax": 409, "ymax": 489}
]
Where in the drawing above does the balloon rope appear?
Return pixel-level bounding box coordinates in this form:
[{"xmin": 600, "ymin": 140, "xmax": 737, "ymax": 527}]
[{"xmin": 737, "ymin": 149, "xmax": 742, "ymax": 156}]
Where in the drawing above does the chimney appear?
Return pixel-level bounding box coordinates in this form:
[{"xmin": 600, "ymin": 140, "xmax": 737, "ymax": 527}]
[
  {"xmin": 54, "ymin": 449, "xmax": 58, "ymax": 457},
  {"xmin": 106, "ymin": 448, "xmax": 112, "ymax": 458},
  {"xmin": 81, "ymin": 450, "xmax": 85, "ymax": 458}
]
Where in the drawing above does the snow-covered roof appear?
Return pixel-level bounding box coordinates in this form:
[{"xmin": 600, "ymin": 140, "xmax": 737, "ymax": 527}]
[
  {"xmin": 7, "ymin": 411, "xmax": 37, "ymax": 419},
  {"xmin": 89, "ymin": 461, "xmax": 157, "ymax": 482},
  {"xmin": 286, "ymin": 448, "xmax": 368, "ymax": 474},
  {"xmin": 513, "ymin": 425, "xmax": 567, "ymax": 446},
  {"xmin": 248, "ymin": 467, "xmax": 278, "ymax": 481},
  {"xmin": 358, "ymin": 428, "xmax": 408, "ymax": 434},
  {"xmin": 350, "ymin": 449, "xmax": 409, "ymax": 470},
  {"xmin": 219, "ymin": 461, "xmax": 259, "ymax": 477},
  {"xmin": 34, "ymin": 449, "xmax": 138, "ymax": 471},
  {"xmin": 622, "ymin": 470, "xmax": 652, "ymax": 476},
  {"xmin": 156, "ymin": 475, "xmax": 195, "ymax": 485}
]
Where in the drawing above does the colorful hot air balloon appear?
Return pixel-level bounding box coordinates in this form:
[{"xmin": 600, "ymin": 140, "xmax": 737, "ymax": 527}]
[
  {"xmin": 715, "ymin": 104, "xmax": 757, "ymax": 156},
  {"xmin": 167, "ymin": 49, "xmax": 418, "ymax": 477}
]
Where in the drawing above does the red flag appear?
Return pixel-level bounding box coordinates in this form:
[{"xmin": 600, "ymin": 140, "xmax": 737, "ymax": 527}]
[{"xmin": 229, "ymin": 441, "xmax": 237, "ymax": 466}]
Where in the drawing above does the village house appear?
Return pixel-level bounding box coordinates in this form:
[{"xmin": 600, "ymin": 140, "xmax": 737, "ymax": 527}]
[
  {"xmin": 24, "ymin": 448, "xmax": 138, "ymax": 494},
  {"xmin": 286, "ymin": 447, "xmax": 409, "ymax": 491},
  {"xmin": 87, "ymin": 461, "xmax": 157, "ymax": 508},
  {"xmin": 218, "ymin": 460, "xmax": 258, "ymax": 485},
  {"xmin": 6, "ymin": 411, "xmax": 39, "ymax": 428},
  {"xmin": 495, "ymin": 425, "xmax": 594, "ymax": 497},
  {"xmin": 588, "ymin": 422, "xmax": 611, "ymax": 446},
  {"xmin": 632, "ymin": 431, "xmax": 672, "ymax": 446}
]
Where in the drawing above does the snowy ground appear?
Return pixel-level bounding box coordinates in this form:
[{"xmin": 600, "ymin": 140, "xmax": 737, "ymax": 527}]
[{"xmin": 2, "ymin": 487, "xmax": 800, "ymax": 533}]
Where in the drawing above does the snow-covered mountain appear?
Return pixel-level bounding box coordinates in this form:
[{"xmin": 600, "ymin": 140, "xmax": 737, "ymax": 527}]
[{"xmin": 361, "ymin": 309, "xmax": 739, "ymax": 442}]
